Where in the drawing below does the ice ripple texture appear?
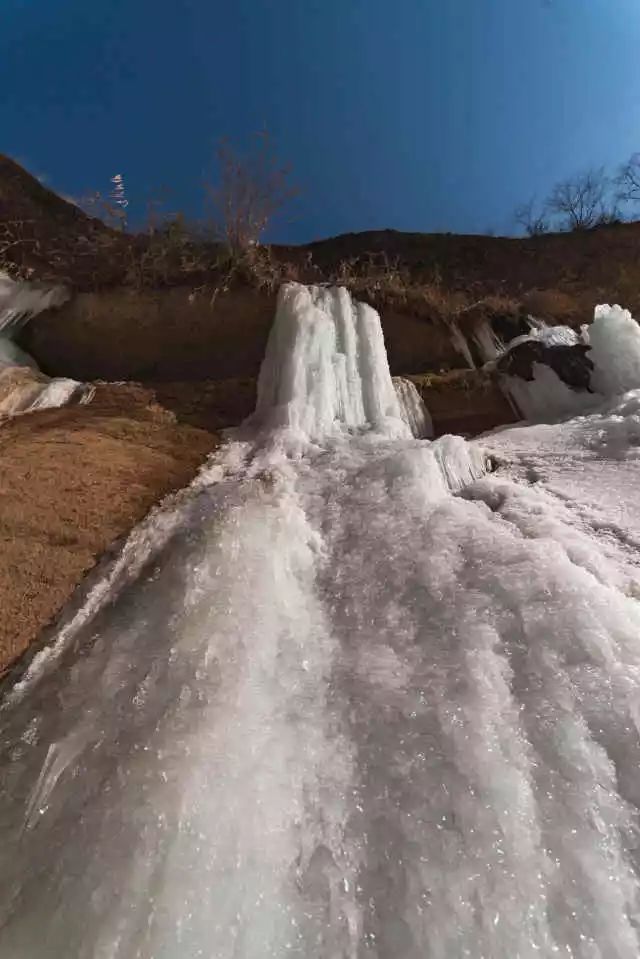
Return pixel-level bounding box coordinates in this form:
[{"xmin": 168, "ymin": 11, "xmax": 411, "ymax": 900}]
[{"xmin": 0, "ymin": 284, "xmax": 639, "ymax": 957}]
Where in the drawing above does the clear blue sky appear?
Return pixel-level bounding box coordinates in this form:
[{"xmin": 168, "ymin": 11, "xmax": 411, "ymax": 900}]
[{"xmin": 1, "ymin": 0, "xmax": 640, "ymax": 242}]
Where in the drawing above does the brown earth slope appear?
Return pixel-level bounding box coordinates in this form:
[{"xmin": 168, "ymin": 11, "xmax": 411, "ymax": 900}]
[{"xmin": 0, "ymin": 384, "xmax": 217, "ymax": 675}]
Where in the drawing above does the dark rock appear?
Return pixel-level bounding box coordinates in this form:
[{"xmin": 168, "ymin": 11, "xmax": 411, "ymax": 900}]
[{"xmin": 496, "ymin": 340, "xmax": 594, "ymax": 392}]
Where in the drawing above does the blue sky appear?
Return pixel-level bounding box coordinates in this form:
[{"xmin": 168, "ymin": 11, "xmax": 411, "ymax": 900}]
[{"xmin": 1, "ymin": 0, "xmax": 640, "ymax": 241}]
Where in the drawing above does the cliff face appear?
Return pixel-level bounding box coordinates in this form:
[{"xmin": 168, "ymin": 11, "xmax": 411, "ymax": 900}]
[{"xmin": 21, "ymin": 286, "xmax": 472, "ymax": 383}]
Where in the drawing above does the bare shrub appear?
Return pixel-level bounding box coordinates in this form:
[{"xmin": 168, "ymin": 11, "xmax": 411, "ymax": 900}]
[
  {"xmin": 331, "ymin": 253, "xmax": 410, "ymax": 296},
  {"xmin": 204, "ymin": 133, "xmax": 297, "ymax": 253},
  {"xmin": 546, "ymin": 167, "xmax": 610, "ymax": 230},
  {"xmin": 615, "ymin": 153, "xmax": 640, "ymax": 206},
  {"xmin": 514, "ymin": 198, "xmax": 549, "ymax": 236}
]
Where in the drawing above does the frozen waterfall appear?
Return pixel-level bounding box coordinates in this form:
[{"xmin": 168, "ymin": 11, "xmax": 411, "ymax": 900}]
[
  {"xmin": 252, "ymin": 283, "xmax": 409, "ymax": 441},
  {"xmin": 1, "ymin": 283, "xmax": 640, "ymax": 958}
]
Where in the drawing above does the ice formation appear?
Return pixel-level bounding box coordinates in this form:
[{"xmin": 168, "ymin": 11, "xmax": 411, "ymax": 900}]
[
  {"xmin": 392, "ymin": 376, "xmax": 433, "ymax": 438},
  {"xmin": 449, "ymin": 318, "xmax": 477, "ymax": 368},
  {"xmin": 253, "ymin": 283, "xmax": 409, "ymax": 441},
  {"xmin": 472, "ymin": 317, "xmax": 504, "ymax": 362},
  {"xmin": 1, "ymin": 284, "xmax": 640, "ymax": 957},
  {"xmin": 0, "ymin": 337, "xmax": 37, "ymax": 370},
  {"xmin": 528, "ymin": 320, "xmax": 579, "ymax": 347},
  {"xmin": 589, "ymin": 304, "xmax": 640, "ymax": 396},
  {"xmin": 0, "ymin": 368, "xmax": 95, "ymax": 416},
  {"xmin": 500, "ymin": 306, "xmax": 640, "ymax": 422},
  {"xmin": 505, "ymin": 361, "xmax": 598, "ymax": 421},
  {"xmin": 0, "ymin": 271, "xmax": 68, "ymax": 335},
  {"xmin": 0, "ymin": 276, "xmax": 92, "ymax": 417}
]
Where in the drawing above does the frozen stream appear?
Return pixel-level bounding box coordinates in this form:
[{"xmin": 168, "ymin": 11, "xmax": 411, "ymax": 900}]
[{"xmin": 1, "ymin": 284, "xmax": 640, "ymax": 957}]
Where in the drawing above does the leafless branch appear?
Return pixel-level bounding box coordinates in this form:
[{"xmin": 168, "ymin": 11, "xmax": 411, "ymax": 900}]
[
  {"xmin": 513, "ymin": 197, "xmax": 549, "ymax": 236},
  {"xmin": 204, "ymin": 132, "xmax": 297, "ymax": 252},
  {"xmin": 546, "ymin": 167, "xmax": 609, "ymax": 230},
  {"xmin": 615, "ymin": 153, "xmax": 640, "ymax": 205}
]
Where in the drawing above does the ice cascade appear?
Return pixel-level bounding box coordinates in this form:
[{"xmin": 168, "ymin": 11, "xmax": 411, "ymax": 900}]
[{"xmin": 0, "ymin": 284, "xmax": 639, "ymax": 958}]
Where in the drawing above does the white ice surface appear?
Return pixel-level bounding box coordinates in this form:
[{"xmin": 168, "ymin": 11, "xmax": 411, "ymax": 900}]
[
  {"xmin": 1, "ymin": 287, "xmax": 640, "ymax": 957},
  {"xmin": 589, "ymin": 304, "xmax": 640, "ymax": 397},
  {"xmin": 473, "ymin": 318, "xmax": 504, "ymax": 362},
  {"xmin": 392, "ymin": 376, "xmax": 433, "ymax": 438},
  {"xmin": 0, "ymin": 271, "xmax": 68, "ymax": 335},
  {"xmin": 252, "ymin": 283, "xmax": 409, "ymax": 442},
  {"xmin": 503, "ymin": 305, "xmax": 640, "ymax": 422},
  {"xmin": 0, "ymin": 274, "xmax": 92, "ymax": 416},
  {"xmin": 0, "ymin": 359, "xmax": 94, "ymax": 417},
  {"xmin": 482, "ymin": 389, "xmax": 640, "ymax": 556},
  {"xmin": 505, "ymin": 362, "xmax": 601, "ymax": 422},
  {"xmin": 0, "ymin": 337, "xmax": 38, "ymax": 370},
  {"xmin": 527, "ymin": 321, "xmax": 580, "ymax": 347}
]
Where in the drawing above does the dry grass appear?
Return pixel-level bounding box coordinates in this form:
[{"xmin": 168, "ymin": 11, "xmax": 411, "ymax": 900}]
[
  {"xmin": 327, "ymin": 253, "xmax": 470, "ymax": 323},
  {"xmin": 453, "ymin": 294, "xmax": 522, "ymax": 335},
  {"xmin": 519, "ymin": 288, "xmax": 580, "ymax": 323},
  {"xmin": 610, "ymin": 264, "xmax": 640, "ymax": 316}
]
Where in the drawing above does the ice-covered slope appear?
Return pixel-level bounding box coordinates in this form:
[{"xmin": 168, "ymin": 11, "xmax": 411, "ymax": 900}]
[
  {"xmin": 0, "ymin": 285, "xmax": 640, "ymax": 958},
  {"xmin": 481, "ymin": 389, "xmax": 640, "ymax": 564}
]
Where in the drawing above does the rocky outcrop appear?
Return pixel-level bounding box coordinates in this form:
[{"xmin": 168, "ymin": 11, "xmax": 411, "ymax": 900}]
[
  {"xmin": 408, "ymin": 370, "xmax": 518, "ymax": 436},
  {"xmin": 20, "ymin": 286, "xmax": 477, "ymax": 383},
  {"xmin": 21, "ymin": 287, "xmax": 277, "ymax": 382},
  {"xmin": 0, "ymin": 366, "xmax": 93, "ymax": 416},
  {"xmin": 496, "ymin": 339, "xmax": 594, "ymax": 392}
]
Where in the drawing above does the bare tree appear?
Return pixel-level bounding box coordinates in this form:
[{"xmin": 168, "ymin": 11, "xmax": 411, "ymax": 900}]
[
  {"xmin": 615, "ymin": 153, "xmax": 640, "ymax": 206},
  {"xmin": 514, "ymin": 197, "xmax": 549, "ymax": 236},
  {"xmin": 546, "ymin": 167, "xmax": 609, "ymax": 230},
  {"xmin": 205, "ymin": 132, "xmax": 297, "ymax": 253}
]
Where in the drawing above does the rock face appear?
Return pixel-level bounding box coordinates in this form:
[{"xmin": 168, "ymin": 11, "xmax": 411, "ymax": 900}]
[
  {"xmin": 21, "ymin": 288, "xmax": 278, "ymax": 382},
  {"xmin": 21, "ymin": 286, "xmax": 473, "ymax": 383},
  {"xmin": 408, "ymin": 370, "xmax": 518, "ymax": 436},
  {"xmin": 496, "ymin": 339, "xmax": 594, "ymax": 392}
]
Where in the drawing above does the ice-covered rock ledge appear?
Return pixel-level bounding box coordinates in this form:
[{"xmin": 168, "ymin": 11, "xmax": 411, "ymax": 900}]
[
  {"xmin": 0, "ymin": 273, "xmax": 94, "ymax": 417},
  {"xmin": 492, "ymin": 303, "xmax": 640, "ymax": 422}
]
